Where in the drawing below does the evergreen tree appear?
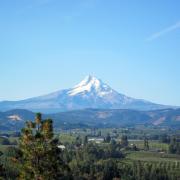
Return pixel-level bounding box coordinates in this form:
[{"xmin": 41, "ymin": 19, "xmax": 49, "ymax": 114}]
[
  {"xmin": 169, "ymin": 136, "xmax": 180, "ymax": 154},
  {"xmin": 83, "ymin": 135, "xmax": 88, "ymax": 146},
  {"xmin": 121, "ymin": 135, "xmax": 128, "ymax": 147},
  {"xmin": 144, "ymin": 137, "xmax": 149, "ymax": 151},
  {"xmin": 19, "ymin": 113, "xmax": 67, "ymax": 180},
  {"xmin": 0, "ymin": 151, "xmax": 5, "ymax": 179},
  {"xmin": 75, "ymin": 136, "xmax": 82, "ymax": 147},
  {"xmin": 104, "ymin": 133, "xmax": 111, "ymax": 143}
]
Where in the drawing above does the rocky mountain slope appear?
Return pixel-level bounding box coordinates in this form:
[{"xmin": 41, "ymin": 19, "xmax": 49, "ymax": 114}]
[{"xmin": 0, "ymin": 76, "xmax": 171, "ymax": 113}]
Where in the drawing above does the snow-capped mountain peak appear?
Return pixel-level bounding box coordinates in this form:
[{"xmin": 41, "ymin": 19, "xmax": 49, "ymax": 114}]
[
  {"xmin": 74, "ymin": 75, "xmax": 101, "ymax": 89},
  {"xmin": 68, "ymin": 75, "xmax": 112, "ymax": 96},
  {"xmin": 0, "ymin": 75, "xmax": 170, "ymax": 113}
]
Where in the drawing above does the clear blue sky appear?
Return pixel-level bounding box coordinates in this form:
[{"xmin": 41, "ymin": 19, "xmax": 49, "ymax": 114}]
[{"xmin": 0, "ymin": 0, "xmax": 180, "ymax": 106}]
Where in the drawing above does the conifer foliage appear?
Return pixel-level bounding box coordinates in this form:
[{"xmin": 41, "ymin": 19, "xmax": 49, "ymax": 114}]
[
  {"xmin": 0, "ymin": 151, "xmax": 5, "ymax": 179},
  {"xmin": 19, "ymin": 113, "xmax": 65, "ymax": 180}
]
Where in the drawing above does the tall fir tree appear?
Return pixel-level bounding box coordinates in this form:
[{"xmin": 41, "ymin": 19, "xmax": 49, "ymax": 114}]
[
  {"xmin": 121, "ymin": 135, "xmax": 128, "ymax": 147},
  {"xmin": 0, "ymin": 151, "xmax": 5, "ymax": 179},
  {"xmin": 19, "ymin": 113, "xmax": 68, "ymax": 180},
  {"xmin": 144, "ymin": 137, "xmax": 149, "ymax": 151}
]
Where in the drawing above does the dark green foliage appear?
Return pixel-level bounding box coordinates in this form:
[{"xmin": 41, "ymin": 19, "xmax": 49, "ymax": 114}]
[
  {"xmin": 169, "ymin": 137, "xmax": 180, "ymax": 154},
  {"xmin": 0, "ymin": 137, "xmax": 10, "ymax": 145},
  {"xmin": 121, "ymin": 135, "xmax": 128, "ymax": 147},
  {"xmin": 0, "ymin": 147, "xmax": 21, "ymax": 179},
  {"xmin": 144, "ymin": 137, "xmax": 149, "ymax": 151},
  {"xmin": 18, "ymin": 113, "xmax": 68, "ymax": 180},
  {"xmin": 0, "ymin": 151, "xmax": 5, "ymax": 179},
  {"xmin": 104, "ymin": 133, "xmax": 111, "ymax": 143},
  {"xmin": 126, "ymin": 161, "xmax": 171, "ymax": 180},
  {"xmin": 159, "ymin": 134, "xmax": 170, "ymax": 143},
  {"xmin": 75, "ymin": 136, "xmax": 82, "ymax": 147},
  {"xmin": 63, "ymin": 140, "xmax": 124, "ymax": 179},
  {"xmin": 83, "ymin": 135, "xmax": 88, "ymax": 146},
  {"xmin": 1, "ymin": 117, "xmax": 180, "ymax": 180}
]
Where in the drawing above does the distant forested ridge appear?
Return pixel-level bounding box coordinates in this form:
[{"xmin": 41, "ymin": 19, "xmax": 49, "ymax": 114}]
[{"xmin": 0, "ymin": 108, "xmax": 180, "ymax": 131}]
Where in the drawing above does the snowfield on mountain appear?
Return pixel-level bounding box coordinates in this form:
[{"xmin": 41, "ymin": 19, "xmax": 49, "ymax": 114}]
[{"xmin": 0, "ymin": 76, "xmax": 173, "ymax": 113}]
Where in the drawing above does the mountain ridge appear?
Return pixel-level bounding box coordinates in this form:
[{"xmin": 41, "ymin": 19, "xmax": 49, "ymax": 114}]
[
  {"xmin": 0, "ymin": 75, "xmax": 175, "ymax": 113},
  {"xmin": 0, "ymin": 108, "xmax": 180, "ymax": 130}
]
